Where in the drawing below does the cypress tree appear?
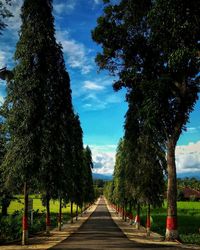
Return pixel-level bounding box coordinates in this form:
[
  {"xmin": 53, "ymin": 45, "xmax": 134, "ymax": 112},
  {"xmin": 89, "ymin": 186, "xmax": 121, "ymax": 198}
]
[
  {"xmin": 83, "ymin": 146, "xmax": 95, "ymax": 206},
  {"xmin": 0, "ymin": 111, "xmax": 12, "ymax": 216},
  {"xmin": 3, "ymin": 0, "xmax": 46, "ymax": 243},
  {"xmin": 2, "ymin": 0, "xmax": 74, "ymax": 244},
  {"xmin": 68, "ymin": 114, "xmax": 84, "ymax": 222},
  {"xmin": 39, "ymin": 44, "xmax": 74, "ymax": 234}
]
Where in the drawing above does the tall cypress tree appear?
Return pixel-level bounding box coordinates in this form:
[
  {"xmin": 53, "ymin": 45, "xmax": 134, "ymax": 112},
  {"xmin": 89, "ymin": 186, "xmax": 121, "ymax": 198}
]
[
  {"xmin": 83, "ymin": 146, "xmax": 95, "ymax": 205},
  {"xmin": 0, "ymin": 110, "xmax": 12, "ymax": 217},
  {"xmin": 3, "ymin": 0, "xmax": 46, "ymax": 244},
  {"xmin": 2, "ymin": 0, "xmax": 74, "ymax": 244},
  {"xmin": 68, "ymin": 114, "xmax": 84, "ymax": 222},
  {"xmin": 39, "ymin": 42, "xmax": 74, "ymax": 234}
]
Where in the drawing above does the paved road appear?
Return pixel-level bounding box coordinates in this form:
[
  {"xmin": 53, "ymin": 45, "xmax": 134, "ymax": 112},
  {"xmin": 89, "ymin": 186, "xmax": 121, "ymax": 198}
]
[{"xmin": 51, "ymin": 197, "xmax": 191, "ymax": 250}]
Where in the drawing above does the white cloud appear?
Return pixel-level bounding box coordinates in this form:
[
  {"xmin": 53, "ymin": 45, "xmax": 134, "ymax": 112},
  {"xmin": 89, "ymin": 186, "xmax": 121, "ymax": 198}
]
[
  {"xmin": 92, "ymin": 151, "xmax": 115, "ymax": 175},
  {"xmin": 89, "ymin": 141, "xmax": 200, "ymax": 176},
  {"xmin": 56, "ymin": 30, "xmax": 93, "ymax": 74},
  {"xmin": 176, "ymin": 141, "xmax": 200, "ymax": 173},
  {"xmin": 53, "ymin": 0, "xmax": 76, "ymax": 14},
  {"xmin": 80, "ymin": 77, "xmax": 125, "ymax": 110},
  {"xmin": 0, "ymin": 49, "xmax": 13, "ymax": 70},
  {"xmin": 185, "ymin": 126, "xmax": 200, "ymax": 134},
  {"xmin": 82, "ymin": 92, "xmax": 124, "ymax": 110},
  {"xmin": 0, "ymin": 52, "xmax": 7, "ymax": 68},
  {"xmin": 106, "ymin": 93, "xmax": 122, "ymax": 104},
  {"xmin": 90, "ymin": 144, "xmax": 117, "ymax": 153},
  {"xmin": 83, "ymin": 80, "xmax": 105, "ymax": 90},
  {"xmin": 83, "ymin": 103, "xmax": 92, "ymax": 108},
  {"xmin": 89, "ymin": 144, "xmax": 117, "ymax": 175},
  {"xmin": 5, "ymin": 0, "xmax": 22, "ymax": 32}
]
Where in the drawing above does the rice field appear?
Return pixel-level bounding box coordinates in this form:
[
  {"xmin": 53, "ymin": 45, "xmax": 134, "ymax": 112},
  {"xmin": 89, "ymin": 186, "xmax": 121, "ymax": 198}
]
[{"xmin": 139, "ymin": 201, "xmax": 200, "ymax": 245}]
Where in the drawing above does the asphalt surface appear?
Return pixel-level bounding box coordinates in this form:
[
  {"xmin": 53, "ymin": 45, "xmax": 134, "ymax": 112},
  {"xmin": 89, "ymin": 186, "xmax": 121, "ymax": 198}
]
[{"xmin": 51, "ymin": 197, "xmax": 192, "ymax": 250}]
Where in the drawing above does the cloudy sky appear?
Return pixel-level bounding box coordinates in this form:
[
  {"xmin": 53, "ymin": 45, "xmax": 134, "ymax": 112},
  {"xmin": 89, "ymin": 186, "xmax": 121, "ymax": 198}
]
[{"xmin": 0, "ymin": 0, "xmax": 200, "ymax": 177}]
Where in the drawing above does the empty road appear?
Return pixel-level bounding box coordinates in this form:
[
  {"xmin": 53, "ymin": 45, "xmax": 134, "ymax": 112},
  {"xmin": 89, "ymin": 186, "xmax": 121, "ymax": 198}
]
[{"xmin": 51, "ymin": 197, "xmax": 191, "ymax": 250}]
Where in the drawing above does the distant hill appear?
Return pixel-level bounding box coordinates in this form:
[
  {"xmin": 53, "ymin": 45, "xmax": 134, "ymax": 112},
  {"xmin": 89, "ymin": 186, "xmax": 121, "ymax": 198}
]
[
  {"xmin": 177, "ymin": 172, "xmax": 200, "ymax": 180},
  {"xmin": 93, "ymin": 172, "xmax": 200, "ymax": 180},
  {"xmin": 92, "ymin": 173, "xmax": 112, "ymax": 180}
]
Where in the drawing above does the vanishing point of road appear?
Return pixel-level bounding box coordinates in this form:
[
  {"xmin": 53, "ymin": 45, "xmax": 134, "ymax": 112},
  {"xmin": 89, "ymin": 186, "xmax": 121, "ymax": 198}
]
[{"xmin": 51, "ymin": 197, "xmax": 191, "ymax": 250}]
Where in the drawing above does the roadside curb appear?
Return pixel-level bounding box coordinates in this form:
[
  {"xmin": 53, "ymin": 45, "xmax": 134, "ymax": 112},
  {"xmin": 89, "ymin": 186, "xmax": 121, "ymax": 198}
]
[
  {"xmin": 105, "ymin": 199, "xmax": 200, "ymax": 250},
  {"xmin": 0, "ymin": 200, "xmax": 99, "ymax": 250}
]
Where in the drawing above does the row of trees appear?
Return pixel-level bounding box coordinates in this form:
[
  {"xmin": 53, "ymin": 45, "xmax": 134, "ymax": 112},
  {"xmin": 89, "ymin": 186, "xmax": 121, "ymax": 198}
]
[
  {"xmin": 104, "ymin": 136, "xmax": 166, "ymax": 234},
  {"xmin": 0, "ymin": 0, "xmax": 94, "ymax": 245},
  {"xmin": 92, "ymin": 0, "xmax": 200, "ymax": 240},
  {"xmin": 177, "ymin": 178, "xmax": 200, "ymax": 191}
]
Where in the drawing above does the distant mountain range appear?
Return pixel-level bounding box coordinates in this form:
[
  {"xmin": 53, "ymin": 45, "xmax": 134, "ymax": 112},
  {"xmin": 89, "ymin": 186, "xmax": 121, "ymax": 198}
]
[
  {"xmin": 92, "ymin": 172, "xmax": 200, "ymax": 180},
  {"xmin": 177, "ymin": 172, "xmax": 200, "ymax": 180},
  {"xmin": 92, "ymin": 173, "xmax": 112, "ymax": 180}
]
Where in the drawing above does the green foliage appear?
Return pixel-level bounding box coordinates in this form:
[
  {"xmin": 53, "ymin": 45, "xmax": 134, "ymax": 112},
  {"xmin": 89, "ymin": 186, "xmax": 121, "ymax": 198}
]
[
  {"xmin": 68, "ymin": 115, "xmax": 84, "ymax": 206},
  {"xmin": 92, "ymin": 0, "xmax": 200, "ymax": 238},
  {"xmin": 6, "ymin": 197, "xmax": 81, "ymax": 214},
  {"xmin": 2, "ymin": 0, "xmax": 76, "ymax": 203},
  {"xmin": 83, "ymin": 146, "xmax": 95, "ymax": 204},
  {"xmin": 0, "ymin": 196, "xmax": 80, "ymax": 243},
  {"xmin": 0, "ymin": 209, "xmax": 73, "ymax": 243},
  {"xmin": 103, "ymin": 181, "xmax": 114, "ymax": 203},
  {"xmin": 177, "ymin": 177, "xmax": 200, "ymax": 191},
  {"xmin": 0, "ymin": 109, "xmax": 13, "ymax": 216},
  {"xmin": 93, "ymin": 179, "xmax": 105, "ymax": 188},
  {"xmin": 0, "ymin": 213, "xmax": 22, "ymax": 243},
  {"xmin": 139, "ymin": 201, "xmax": 200, "ymax": 245},
  {"xmin": 94, "ymin": 179, "xmax": 105, "ymax": 198},
  {"xmin": 112, "ymin": 139, "xmax": 127, "ymax": 206}
]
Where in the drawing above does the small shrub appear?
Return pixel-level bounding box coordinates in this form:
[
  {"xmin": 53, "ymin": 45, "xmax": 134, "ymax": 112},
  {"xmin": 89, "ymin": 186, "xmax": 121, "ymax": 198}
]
[{"xmin": 0, "ymin": 214, "xmax": 22, "ymax": 243}]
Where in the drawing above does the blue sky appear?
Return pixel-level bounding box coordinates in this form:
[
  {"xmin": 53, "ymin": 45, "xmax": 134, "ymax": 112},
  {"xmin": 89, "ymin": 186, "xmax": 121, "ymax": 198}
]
[{"xmin": 0, "ymin": 0, "xmax": 200, "ymax": 176}]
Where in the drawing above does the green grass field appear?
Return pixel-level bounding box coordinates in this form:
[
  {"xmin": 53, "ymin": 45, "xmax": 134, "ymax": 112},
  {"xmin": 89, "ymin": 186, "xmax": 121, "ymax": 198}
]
[
  {"xmin": 7, "ymin": 195, "xmax": 81, "ymax": 214},
  {"xmin": 0, "ymin": 195, "xmax": 82, "ymax": 243},
  {"xmin": 139, "ymin": 201, "xmax": 200, "ymax": 245}
]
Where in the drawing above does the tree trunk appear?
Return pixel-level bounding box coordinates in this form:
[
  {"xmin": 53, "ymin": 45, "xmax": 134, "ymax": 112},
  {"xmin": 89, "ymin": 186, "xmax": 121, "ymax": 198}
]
[
  {"xmin": 165, "ymin": 139, "xmax": 178, "ymax": 240},
  {"xmin": 70, "ymin": 201, "xmax": 73, "ymax": 224},
  {"xmin": 124, "ymin": 200, "xmax": 127, "ymax": 222},
  {"xmin": 58, "ymin": 197, "xmax": 62, "ymax": 231},
  {"xmin": 80, "ymin": 204, "xmax": 83, "ymax": 216},
  {"xmin": 22, "ymin": 182, "xmax": 28, "ymax": 245},
  {"xmin": 135, "ymin": 203, "xmax": 140, "ymax": 229},
  {"xmin": 122, "ymin": 202, "xmax": 125, "ymax": 220},
  {"xmin": 146, "ymin": 203, "xmax": 151, "ymax": 236},
  {"xmin": 46, "ymin": 193, "xmax": 51, "ymax": 235},
  {"xmin": 129, "ymin": 200, "xmax": 133, "ymax": 224},
  {"xmin": 76, "ymin": 204, "xmax": 78, "ymax": 221}
]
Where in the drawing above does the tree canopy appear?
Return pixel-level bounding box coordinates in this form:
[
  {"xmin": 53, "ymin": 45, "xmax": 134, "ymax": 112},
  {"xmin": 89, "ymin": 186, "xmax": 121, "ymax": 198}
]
[{"xmin": 92, "ymin": 0, "xmax": 200, "ymax": 240}]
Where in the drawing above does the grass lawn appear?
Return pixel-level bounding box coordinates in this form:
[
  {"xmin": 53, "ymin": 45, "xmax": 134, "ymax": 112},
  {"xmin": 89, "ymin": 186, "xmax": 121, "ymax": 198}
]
[
  {"xmin": 139, "ymin": 201, "xmax": 200, "ymax": 245},
  {"xmin": 8, "ymin": 195, "xmax": 80, "ymax": 214}
]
